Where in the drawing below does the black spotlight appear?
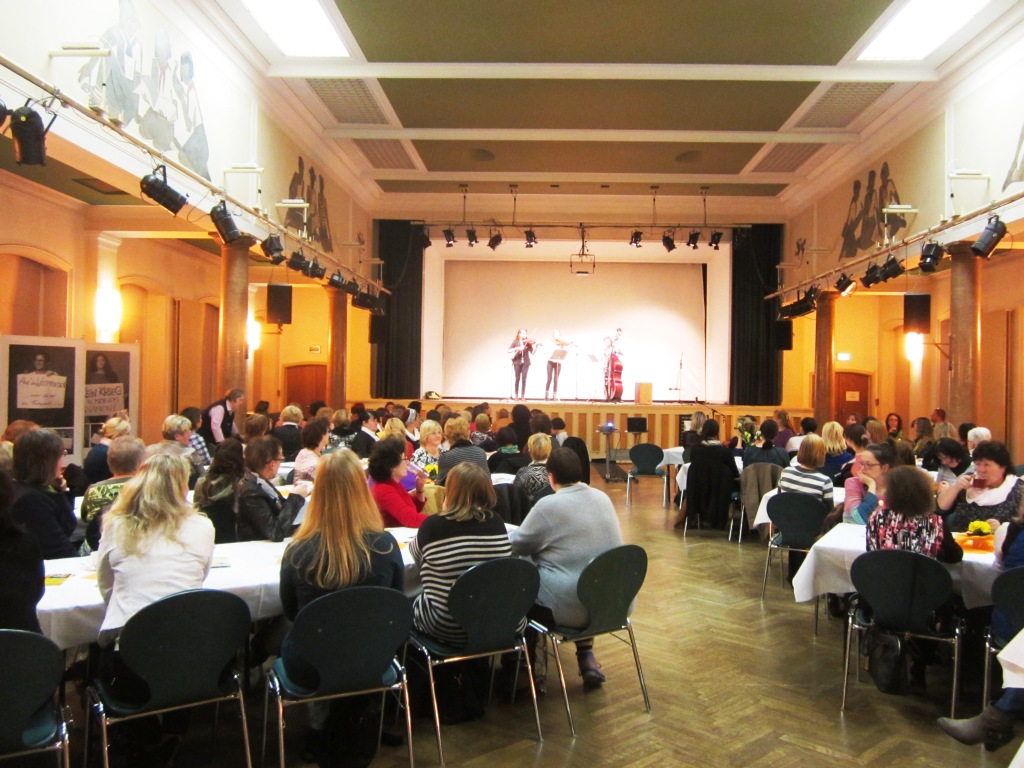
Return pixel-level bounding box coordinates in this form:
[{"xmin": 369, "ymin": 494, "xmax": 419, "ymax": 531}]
[
  {"xmin": 487, "ymin": 231, "xmax": 502, "ymax": 250},
  {"xmin": 328, "ymin": 270, "xmax": 345, "ymax": 289},
  {"xmin": 919, "ymin": 242, "xmax": 944, "ymax": 273},
  {"xmin": 971, "ymin": 215, "xmax": 1007, "ymax": 258},
  {"xmin": 709, "ymin": 231, "xmax": 723, "ymax": 250},
  {"xmin": 687, "ymin": 230, "xmax": 700, "ymax": 249},
  {"xmin": 343, "ymin": 278, "xmax": 360, "ymax": 295},
  {"xmin": 834, "ymin": 273, "xmax": 856, "ymax": 296},
  {"xmin": 630, "ymin": 230, "xmax": 643, "ymax": 247},
  {"xmin": 861, "ymin": 263, "xmax": 882, "ymax": 288},
  {"xmin": 287, "ymin": 249, "xmax": 309, "ymax": 273},
  {"xmin": 443, "ymin": 228, "xmax": 456, "ymax": 247},
  {"xmin": 305, "ymin": 258, "xmax": 326, "ymax": 280},
  {"xmin": 210, "ymin": 201, "xmax": 241, "ymax": 244},
  {"xmin": 662, "ymin": 231, "xmax": 677, "ymax": 252},
  {"xmin": 525, "ymin": 229, "xmax": 537, "ymax": 248},
  {"xmin": 466, "ymin": 228, "xmax": 478, "ymax": 246},
  {"xmin": 879, "ymin": 256, "xmax": 905, "ymax": 282},
  {"xmin": 9, "ymin": 100, "xmax": 55, "ymax": 166},
  {"xmin": 351, "ymin": 291, "xmax": 377, "ymax": 311},
  {"xmin": 0, "ymin": 99, "xmax": 9, "ymax": 131},
  {"xmin": 140, "ymin": 165, "xmax": 187, "ymax": 214},
  {"xmin": 261, "ymin": 234, "xmax": 284, "ymax": 262}
]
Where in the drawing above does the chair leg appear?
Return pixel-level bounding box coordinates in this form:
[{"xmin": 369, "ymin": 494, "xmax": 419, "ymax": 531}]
[
  {"xmin": 626, "ymin": 621, "xmax": 651, "ymax": 712},
  {"xmin": 237, "ymin": 685, "xmax": 254, "ymax": 768},
  {"xmin": 662, "ymin": 476, "xmax": 668, "ymax": 507},
  {"xmin": 625, "ymin": 476, "xmax": 632, "ymax": 505},
  {"xmin": 424, "ymin": 656, "xmax": 445, "ymax": 765},
  {"xmin": 274, "ymin": 679, "xmax": 286, "ymax": 768},
  {"xmin": 399, "ymin": 673, "xmax": 415, "ymax": 768},
  {"xmin": 260, "ymin": 676, "xmax": 270, "ymax": 768},
  {"xmin": 813, "ymin": 596, "xmax": 819, "ymax": 636},
  {"xmin": 950, "ymin": 626, "xmax": 962, "ymax": 719},
  {"xmin": 520, "ymin": 640, "xmax": 543, "ymax": 743},
  {"xmin": 548, "ymin": 635, "xmax": 575, "ymax": 736},
  {"xmin": 738, "ymin": 508, "xmax": 745, "ymax": 544},
  {"xmin": 760, "ymin": 546, "xmax": 773, "ymax": 598},
  {"xmin": 98, "ymin": 706, "xmax": 110, "ymax": 768},
  {"xmin": 841, "ymin": 619, "xmax": 856, "ymax": 712},
  {"xmin": 982, "ymin": 633, "xmax": 994, "ymax": 712}
]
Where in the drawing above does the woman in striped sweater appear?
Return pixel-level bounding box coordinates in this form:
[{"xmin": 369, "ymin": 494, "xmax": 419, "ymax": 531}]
[
  {"xmin": 409, "ymin": 462, "xmax": 513, "ymax": 647},
  {"xmin": 777, "ymin": 434, "xmax": 834, "ymax": 506}
]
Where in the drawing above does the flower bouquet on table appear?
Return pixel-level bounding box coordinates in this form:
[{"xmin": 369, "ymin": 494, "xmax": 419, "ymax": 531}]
[
  {"xmin": 424, "ymin": 464, "xmax": 438, "ymax": 481},
  {"xmin": 735, "ymin": 416, "xmax": 760, "ymax": 448},
  {"xmin": 952, "ymin": 520, "xmax": 995, "ymax": 552}
]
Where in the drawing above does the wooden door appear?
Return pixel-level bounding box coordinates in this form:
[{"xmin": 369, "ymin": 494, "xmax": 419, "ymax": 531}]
[
  {"xmin": 834, "ymin": 372, "xmax": 870, "ymax": 424},
  {"xmin": 284, "ymin": 364, "xmax": 327, "ymax": 417}
]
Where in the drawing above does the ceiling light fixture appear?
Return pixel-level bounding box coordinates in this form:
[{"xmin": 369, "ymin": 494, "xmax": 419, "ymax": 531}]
[
  {"xmin": 834, "ymin": 273, "xmax": 857, "ymax": 296},
  {"xmin": 140, "ymin": 165, "xmax": 187, "ymax": 214},
  {"xmin": 971, "ymin": 214, "xmax": 1007, "ymax": 258},
  {"xmin": 709, "ymin": 231, "xmax": 723, "ymax": 250},
  {"xmin": 443, "ymin": 228, "xmax": 456, "ymax": 247},
  {"xmin": 328, "ymin": 270, "xmax": 345, "ymax": 289},
  {"xmin": 861, "ymin": 263, "xmax": 883, "ymax": 288},
  {"xmin": 662, "ymin": 230, "xmax": 677, "ymax": 253},
  {"xmin": 525, "ymin": 229, "xmax": 537, "ymax": 248},
  {"xmin": 918, "ymin": 242, "xmax": 944, "ymax": 272},
  {"xmin": 238, "ymin": 0, "xmax": 349, "ymax": 57},
  {"xmin": 287, "ymin": 249, "xmax": 309, "ymax": 273},
  {"xmin": 465, "ymin": 228, "xmax": 478, "ymax": 247},
  {"xmin": 210, "ymin": 201, "xmax": 241, "ymax": 244},
  {"xmin": 417, "ymin": 227, "xmax": 431, "ymax": 250},
  {"xmin": 879, "ymin": 256, "xmax": 906, "ymax": 282},
  {"xmin": 629, "ymin": 230, "xmax": 643, "ymax": 247},
  {"xmin": 779, "ymin": 286, "xmax": 819, "ymax": 319},
  {"xmin": 304, "ymin": 258, "xmax": 326, "ymax": 280},
  {"xmin": 487, "ymin": 230, "xmax": 502, "ymax": 250},
  {"xmin": 687, "ymin": 230, "xmax": 700, "ymax": 249},
  {"xmin": 261, "ymin": 234, "xmax": 284, "ymax": 262},
  {"xmin": 9, "ymin": 99, "xmax": 57, "ymax": 166}
]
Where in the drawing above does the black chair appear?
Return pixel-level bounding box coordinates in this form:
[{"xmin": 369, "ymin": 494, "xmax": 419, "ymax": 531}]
[
  {"xmin": 200, "ymin": 497, "xmax": 239, "ymax": 544},
  {"xmin": 0, "ymin": 630, "xmax": 70, "ymax": 767},
  {"xmin": 83, "ymin": 589, "xmax": 254, "ymax": 768},
  {"xmin": 262, "ymin": 587, "xmax": 414, "ymax": 768},
  {"xmin": 760, "ymin": 493, "xmax": 829, "ymax": 632},
  {"xmin": 685, "ymin": 451, "xmax": 738, "ymax": 530},
  {"xmin": 530, "ymin": 544, "xmax": 650, "ymax": 736},
  {"xmin": 491, "ymin": 482, "xmax": 531, "ymax": 525},
  {"xmin": 841, "ymin": 549, "xmax": 963, "ymax": 717},
  {"xmin": 982, "ymin": 567, "xmax": 1024, "ymax": 709},
  {"xmin": 625, "ymin": 444, "xmax": 667, "ymax": 506},
  {"xmin": 408, "ymin": 558, "xmax": 541, "ymax": 765}
]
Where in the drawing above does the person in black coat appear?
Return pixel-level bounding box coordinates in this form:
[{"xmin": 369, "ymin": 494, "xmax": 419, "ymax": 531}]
[
  {"xmin": 271, "ymin": 404, "xmax": 304, "ymax": 462},
  {"xmin": 349, "ymin": 410, "xmax": 381, "ymax": 459},
  {"xmin": 687, "ymin": 420, "xmax": 740, "ymax": 529},
  {"xmin": 236, "ymin": 436, "xmax": 310, "ymax": 542},
  {"xmin": 0, "ymin": 469, "xmax": 45, "ymax": 632},
  {"xmin": 10, "ymin": 429, "xmax": 77, "ymax": 560}
]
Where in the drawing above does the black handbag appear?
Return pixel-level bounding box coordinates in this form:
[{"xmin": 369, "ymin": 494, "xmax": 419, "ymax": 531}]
[{"xmin": 862, "ymin": 627, "xmax": 909, "ymax": 695}]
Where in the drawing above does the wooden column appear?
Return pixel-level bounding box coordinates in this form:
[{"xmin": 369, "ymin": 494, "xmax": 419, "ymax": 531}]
[
  {"xmin": 813, "ymin": 291, "xmax": 836, "ymax": 425},
  {"xmin": 327, "ymin": 287, "xmax": 349, "ymax": 408},
  {"xmin": 948, "ymin": 242, "xmax": 981, "ymax": 424},
  {"xmin": 216, "ymin": 235, "xmax": 255, "ymax": 395}
]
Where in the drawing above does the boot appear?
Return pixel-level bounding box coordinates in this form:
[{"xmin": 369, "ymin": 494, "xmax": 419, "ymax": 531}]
[
  {"xmin": 577, "ymin": 651, "xmax": 605, "ymax": 689},
  {"xmin": 938, "ymin": 706, "xmax": 1015, "ymax": 751}
]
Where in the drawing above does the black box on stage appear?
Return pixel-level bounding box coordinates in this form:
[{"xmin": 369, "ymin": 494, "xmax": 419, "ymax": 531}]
[
  {"xmin": 774, "ymin": 320, "xmax": 793, "ymax": 351},
  {"xmin": 904, "ymin": 293, "xmax": 931, "ymax": 335},
  {"xmin": 626, "ymin": 417, "xmax": 647, "ymax": 433},
  {"xmin": 267, "ymin": 284, "xmax": 292, "ymax": 325}
]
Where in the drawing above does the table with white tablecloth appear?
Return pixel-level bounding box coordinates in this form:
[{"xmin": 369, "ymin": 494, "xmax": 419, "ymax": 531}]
[
  {"xmin": 753, "ymin": 487, "xmax": 846, "ymax": 527},
  {"xmin": 791, "ymin": 522, "xmax": 999, "ymax": 609}
]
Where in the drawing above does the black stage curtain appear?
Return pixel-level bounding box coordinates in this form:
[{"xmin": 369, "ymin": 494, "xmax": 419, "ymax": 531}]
[
  {"xmin": 730, "ymin": 225, "xmax": 783, "ymax": 405},
  {"xmin": 372, "ymin": 220, "xmax": 424, "ymax": 398}
]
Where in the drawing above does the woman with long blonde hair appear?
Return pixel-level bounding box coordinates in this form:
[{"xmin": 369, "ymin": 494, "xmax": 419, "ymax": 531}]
[
  {"xmin": 97, "ymin": 453, "xmax": 215, "ymax": 644},
  {"xmin": 379, "ymin": 417, "xmax": 413, "ymax": 459}
]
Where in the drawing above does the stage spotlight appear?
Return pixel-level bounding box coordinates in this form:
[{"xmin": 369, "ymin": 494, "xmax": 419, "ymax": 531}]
[
  {"xmin": 861, "ymin": 263, "xmax": 882, "ymax": 288},
  {"xmin": 630, "ymin": 230, "xmax": 643, "ymax": 247},
  {"xmin": 662, "ymin": 231, "xmax": 677, "ymax": 252},
  {"xmin": 351, "ymin": 290, "xmax": 377, "ymax": 311},
  {"xmin": 687, "ymin": 230, "xmax": 700, "ymax": 249},
  {"xmin": 709, "ymin": 231, "xmax": 723, "ymax": 250},
  {"xmin": 287, "ymin": 249, "xmax": 309, "ymax": 273},
  {"xmin": 140, "ymin": 165, "xmax": 187, "ymax": 214},
  {"xmin": 210, "ymin": 201, "xmax": 242, "ymax": 244},
  {"xmin": 9, "ymin": 100, "xmax": 55, "ymax": 166},
  {"xmin": 834, "ymin": 273, "xmax": 857, "ymax": 296},
  {"xmin": 879, "ymin": 256, "xmax": 905, "ymax": 282},
  {"xmin": 0, "ymin": 99, "xmax": 8, "ymax": 131},
  {"xmin": 780, "ymin": 287, "xmax": 818, "ymax": 319},
  {"xmin": 343, "ymin": 278, "xmax": 360, "ymax": 295},
  {"xmin": 328, "ymin": 270, "xmax": 345, "ymax": 289},
  {"xmin": 919, "ymin": 242, "xmax": 944, "ymax": 273},
  {"xmin": 487, "ymin": 231, "xmax": 502, "ymax": 250},
  {"xmin": 466, "ymin": 228, "xmax": 478, "ymax": 246},
  {"xmin": 305, "ymin": 258, "xmax": 326, "ymax": 280},
  {"xmin": 443, "ymin": 228, "xmax": 456, "ymax": 247},
  {"xmin": 261, "ymin": 234, "xmax": 284, "ymax": 261},
  {"xmin": 525, "ymin": 229, "xmax": 537, "ymax": 248},
  {"xmin": 971, "ymin": 215, "xmax": 1007, "ymax": 258}
]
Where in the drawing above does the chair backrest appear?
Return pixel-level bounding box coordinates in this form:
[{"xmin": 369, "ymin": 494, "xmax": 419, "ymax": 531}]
[
  {"xmin": 0, "ymin": 630, "xmax": 63, "ymax": 753},
  {"xmin": 766, "ymin": 492, "xmax": 829, "ymax": 548},
  {"xmin": 492, "ymin": 482, "xmax": 531, "ymax": 525},
  {"xmin": 576, "ymin": 544, "xmax": 648, "ymax": 636},
  {"xmin": 200, "ymin": 497, "xmax": 238, "ymax": 544},
  {"xmin": 629, "ymin": 443, "xmax": 665, "ymax": 475},
  {"xmin": 448, "ymin": 558, "xmax": 539, "ymax": 655},
  {"xmin": 740, "ymin": 463, "xmax": 782, "ymax": 513},
  {"xmin": 117, "ymin": 589, "xmax": 252, "ymax": 711},
  {"xmin": 850, "ymin": 549, "xmax": 954, "ymax": 634},
  {"xmin": 992, "ymin": 567, "xmax": 1024, "ymax": 639},
  {"xmin": 561, "ymin": 437, "xmax": 591, "ymax": 476},
  {"xmin": 286, "ymin": 587, "xmax": 413, "ymax": 695}
]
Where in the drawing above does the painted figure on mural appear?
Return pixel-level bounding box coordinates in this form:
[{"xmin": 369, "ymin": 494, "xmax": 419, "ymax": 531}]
[
  {"xmin": 138, "ymin": 27, "xmax": 178, "ymax": 152},
  {"xmin": 79, "ymin": 0, "xmax": 143, "ymax": 125},
  {"xmin": 840, "ymin": 179, "xmax": 862, "ymax": 260},
  {"xmin": 877, "ymin": 162, "xmax": 905, "ymax": 242},
  {"xmin": 317, "ymin": 175, "xmax": 333, "ymax": 251},
  {"xmin": 173, "ymin": 52, "xmax": 210, "ymax": 180},
  {"xmin": 857, "ymin": 169, "xmax": 879, "ymax": 251},
  {"xmin": 285, "ymin": 158, "xmax": 306, "ymax": 231},
  {"xmin": 1005, "ymin": 121, "xmax": 1024, "ymax": 190}
]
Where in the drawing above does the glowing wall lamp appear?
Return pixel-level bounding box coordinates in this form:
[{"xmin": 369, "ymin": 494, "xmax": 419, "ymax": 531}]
[
  {"xmin": 94, "ymin": 285, "xmax": 123, "ymax": 343},
  {"xmin": 247, "ymin": 312, "xmax": 262, "ymax": 354}
]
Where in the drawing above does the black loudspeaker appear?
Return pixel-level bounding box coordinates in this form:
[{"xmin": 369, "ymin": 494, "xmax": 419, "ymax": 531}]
[
  {"xmin": 266, "ymin": 284, "xmax": 292, "ymax": 325},
  {"xmin": 904, "ymin": 293, "xmax": 931, "ymax": 335},
  {"xmin": 774, "ymin": 320, "xmax": 793, "ymax": 351},
  {"xmin": 369, "ymin": 314, "xmax": 387, "ymax": 344},
  {"xmin": 626, "ymin": 417, "xmax": 647, "ymax": 434}
]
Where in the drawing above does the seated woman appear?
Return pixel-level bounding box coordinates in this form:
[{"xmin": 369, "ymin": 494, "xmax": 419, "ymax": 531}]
[
  {"xmin": 488, "ymin": 427, "xmax": 530, "ymax": 475},
  {"xmin": 435, "ymin": 417, "xmax": 488, "ymax": 486},
  {"xmin": 293, "ymin": 417, "xmax": 330, "ymax": 482},
  {"xmin": 10, "ymin": 429, "xmax": 77, "ymax": 559},
  {"xmin": 237, "ymin": 436, "xmax": 310, "ymax": 541},
  {"xmin": 885, "ymin": 412, "xmax": 904, "ymax": 441},
  {"xmin": 514, "ymin": 433, "xmax": 553, "ymax": 504},
  {"xmin": 843, "ymin": 442, "xmax": 896, "ymax": 525},
  {"xmin": 867, "ymin": 465, "xmax": 962, "ymax": 562},
  {"xmin": 329, "ymin": 408, "xmax": 354, "ymax": 450},
  {"xmin": 151, "ymin": 414, "xmax": 202, "ymax": 487},
  {"xmin": 379, "ymin": 417, "xmax": 413, "ymax": 459},
  {"xmin": 934, "ymin": 438, "xmax": 971, "ymax": 485},
  {"xmin": 193, "ymin": 438, "xmax": 246, "ymax": 543},
  {"xmin": 938, "ymin": 441, "xmax": 1024, "ymax": 532},
  {"xmin": 778, "ymin": 435, "xmax": 834, "ymax": 506},
  {"xmin": 773, "ymin": 409, "xmax": 795, "ymax": 449},
  {"xmin": 834, "ymin": 423, "xmax": 870, "ymax": 486},
  {"xmin": 821, "ymin": 421, "xmax": 854, "ymax": 478},
  {"xmin": 83, "ymin": 416, "xmax": 132, "ymax": 485},
  {"xmin": 410, "ymin": 419, "xmax": 445, "ymax": 474},
  {"xmin": 909, "ymin": 416, "xmax": 937, "ymax": 470},
  {"xmin": 687, "ymin": 419, "xmax": 740, "ymax": 529},
  {"xmin": 410, "ymin": 462, "xmax": 512, "ymax": 646},
  {"xmin": 470, "ymin": 413, "xmax": 497, "ymax": 451},
  {"xmin": 241, "ymin": 413, "xmax": 271, "ymax": 444},
  {"xmin": 271, "ymin": 405, "xmax": 304, "ymax": 461},
  {"xmin": 81, "ymin": 436, "xmax": 146, "ymax": 552},
  {"xmin": 742, "ymin": 420, "xmax": 790, "ymax": 469},
  {"xmin": 369, "ymin": 439, "xmax": 427, "ymax": 528},
  {"xmin": 0, "ymin": 469, "xmax": 44, "ymax": 632}
]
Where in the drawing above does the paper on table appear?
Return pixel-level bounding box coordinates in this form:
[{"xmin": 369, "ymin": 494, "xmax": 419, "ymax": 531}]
[
  {"xmin": 45, "ymin": 574, "xmax": 73, "ymax": 586},
  {"xmin": 211, "ymin": 557, "xmax": 231, "ymax": 568}
]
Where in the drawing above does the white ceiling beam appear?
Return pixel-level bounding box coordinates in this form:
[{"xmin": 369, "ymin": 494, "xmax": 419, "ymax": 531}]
[
  {"xmin": 326, "ymin": 127, "xmax": 855, "ymax": 144},
  {"xmin": 369, "ymin": 171, "xmax": 799, "ymax": 185},
  {"xmin": 268, "ymin": 61, "xmax": 936, "ymax": 82}
]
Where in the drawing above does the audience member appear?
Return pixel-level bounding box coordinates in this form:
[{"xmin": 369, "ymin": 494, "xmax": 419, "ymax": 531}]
[
  {"xmin": 83, "ymin": 416, "xmax": 132, "ymax": 484},
  {"xmin": 934, "ymin": 438, "xmax": 971, "ymax": 485},
  {"xmin": 0, "ymin": 469, "xmax": 44, "ymax": 632},
  {"xmin": 272, "ymin": 405, "xmax": 304, "ymax": 461},
  {"xmin": 938, "ymin": 441, "xmax": 1024, "ymax": 532},
  {"xmin": 193, "ymin": 438, "xmax": 246, "ymax": 543},
  {"xmin": 867, "ymin": 465, "xmax": 962, "ymax": 562},
  {"xmin": 350, "ymin": 410, "xmax": 381, "ymax": 459},
  {"xmin": 180, "ymin": 406, "xmax": 212, "ymax": 468},
  {"xmin": 242, "ymin": 413, "xmax": 271, "ymax": 444},
  {"xmin": 786, "ymin": 417, "xmax": 816, "ymax": 453},
  {"xmin": 368, "ymin": 439, "xmax": 427, "ymax": 528},
  {"xmin": 772, "ymin": 409, "xmax": 795, "ymax": 449},
  {"xmin": 293, "ymin": 417, "xmax": 331, "ymax": 482},
  {"xmin": 885, "ymin": 412, "xmax": 904, "ymax": 440},
  {"xmin": 743, "ymin": 420, "xmax": 790, "ymax": 469},
  {"xmin": 11, "ymin": 429, "xmax": 77, "ymax": 559},
  {"xmin": 410, "ymin": 420, "xmax": 445, "ymax": 472},
  {"xmin": 81, "ymin": 436, "xmax": 145, "ymax": 552},
  {"xmin": 488, "ymin": 427, "xmax": 530, "ymax": 475},
  {"xmin": 237, "ymin": 436, "xmax": 309, "ymax": 541},
  {"xmin": 436, "ymin": 417, "xmax": 488, "ymax": 485},
  {"xmin": 514, "ymin": 433, "xmax": 553, "ymax": 503},
  {"xmin": 844, "ymin": 442, "xmax": 895, "ymax": 525}
]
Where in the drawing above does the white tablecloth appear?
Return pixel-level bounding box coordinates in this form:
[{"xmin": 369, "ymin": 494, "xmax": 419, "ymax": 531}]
[
  {"xmin": 753, "ymin": 487, "xmax": 846, "ymax": 527},
  {"xmin": 791, "ymin": 522, "xmax": 999, "ymax": 609}
]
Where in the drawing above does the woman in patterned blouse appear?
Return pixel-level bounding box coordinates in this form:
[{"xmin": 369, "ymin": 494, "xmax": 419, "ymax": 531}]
[
  {"xmin": 514, "ymin": 433, "xmax": 553, "ymax": 504},
  {"xmin": 867, "ymin": 465, "xmax": 962, "ymax": 562}
]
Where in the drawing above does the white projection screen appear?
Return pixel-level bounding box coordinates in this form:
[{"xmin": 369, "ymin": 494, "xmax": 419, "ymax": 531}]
[{"xmin": 442, "ymin": 261, "xmax": 707, "ymax": 401}]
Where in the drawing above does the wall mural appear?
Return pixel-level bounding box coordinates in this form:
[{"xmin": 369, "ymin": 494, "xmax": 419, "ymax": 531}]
[
  {"xmin": 839, "ymin": 162, "xmax": 906, "ymax": 259},
  {"xmin": 77, "ymin": 0, "xmax": 210, "ymax": 179},
  {"xmin": 1006, "ymin": 122, "xmax": 1024, "ymax": 190},
  {"xmin": 285, "ymin": 156, "xmax": 334, "ymax": 252}
]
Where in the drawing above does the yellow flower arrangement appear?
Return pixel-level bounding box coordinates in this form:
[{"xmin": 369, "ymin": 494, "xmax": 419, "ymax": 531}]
[
  {"xmin": 967, "ymin": 520, "xmax": 993, "ymax": 536},
  {"xmin": 424, "ymin": 463, "xmax": 438, "ymax": 480}
]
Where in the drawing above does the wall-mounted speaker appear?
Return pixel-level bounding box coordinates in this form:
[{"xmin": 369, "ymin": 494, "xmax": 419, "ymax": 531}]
[
  {"xmin": 903, "ymin": 293, "xmax": 931, "ymax": 335},
  {"xmin": 267, "ymin": 284, "xmax": 292, "ymax": 325},
  {"xmin": 774, "ymin": 320, "xmax": 793, "ymax": 351},
  {"xmin": 369, "ymin": 313, "xmax": 387, "ymax": 344}
]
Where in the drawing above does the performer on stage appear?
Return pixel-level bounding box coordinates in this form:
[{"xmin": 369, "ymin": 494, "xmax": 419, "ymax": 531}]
[
  {"xmin": 508, "ymin": 328, "xmax": 538, "ymax": 399},
  {"xmin": 603, "ymin": 328, "xmax": 624, "ymax": 402},
  {"xmin": 545, "ymin": 330, "xmax": 573, "ymax": 400}
]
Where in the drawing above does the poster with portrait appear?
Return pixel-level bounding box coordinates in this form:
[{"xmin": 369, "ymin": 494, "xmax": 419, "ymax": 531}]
[
  {"xmin": 2, "ymin": 338, "xmax": 80, "ymax": 455},
  {"xmin": 83, "ymin": 345, "xmax": 137, "ymax": 449}
]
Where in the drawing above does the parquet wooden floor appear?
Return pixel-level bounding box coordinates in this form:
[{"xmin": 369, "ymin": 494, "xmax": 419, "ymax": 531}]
[{"xmin": 57, "ymin": 469, "xmax": 1017, "ymax": 767}]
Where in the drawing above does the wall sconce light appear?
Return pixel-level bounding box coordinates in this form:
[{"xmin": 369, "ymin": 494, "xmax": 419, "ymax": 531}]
[
  {"xmin": 904, "ymin": 332, "xmax": 924, "ymax": 363},
  {"xmin": 247, "ymin": 313, "xmax": 262, "ymax": 353},
  {"xmin": 210, "ymin": 201, "xmax": 241, "ymax": 244},
  {"xmin": 140, "ymin": 165, "xmax": 187, "ymax": 214},
  {"xmin": 94, "ymin": 285, "xmax": 122, "ymax": 343},
  {"xmin": 971, "ymin": 215, "xmax": 1007, "ymax": 258}
]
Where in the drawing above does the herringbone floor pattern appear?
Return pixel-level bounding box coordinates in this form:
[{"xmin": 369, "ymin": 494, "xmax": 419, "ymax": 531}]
[{"xmin": 61, "ymin": 469, "xmax": 1017, "ymax": 767}]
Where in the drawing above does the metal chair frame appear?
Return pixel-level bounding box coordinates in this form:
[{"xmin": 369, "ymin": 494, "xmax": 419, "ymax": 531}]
[{"xmin": 760, "ymin": 493, "xmax": 828, "ymax": 632}]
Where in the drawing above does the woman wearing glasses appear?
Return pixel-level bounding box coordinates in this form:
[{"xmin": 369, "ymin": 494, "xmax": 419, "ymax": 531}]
[
  {"xmin": 237, "ymin": 436, "xmax": 310, "ymax": 541},
  {"xmin": 843, "ymin": 443, "xmax": 899, "ymax": 525}
]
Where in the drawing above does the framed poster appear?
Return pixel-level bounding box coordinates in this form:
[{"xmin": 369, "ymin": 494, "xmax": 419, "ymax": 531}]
[{"xmin": 83, "ymin": 344, "xmax": 139, "ymax": 450}]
